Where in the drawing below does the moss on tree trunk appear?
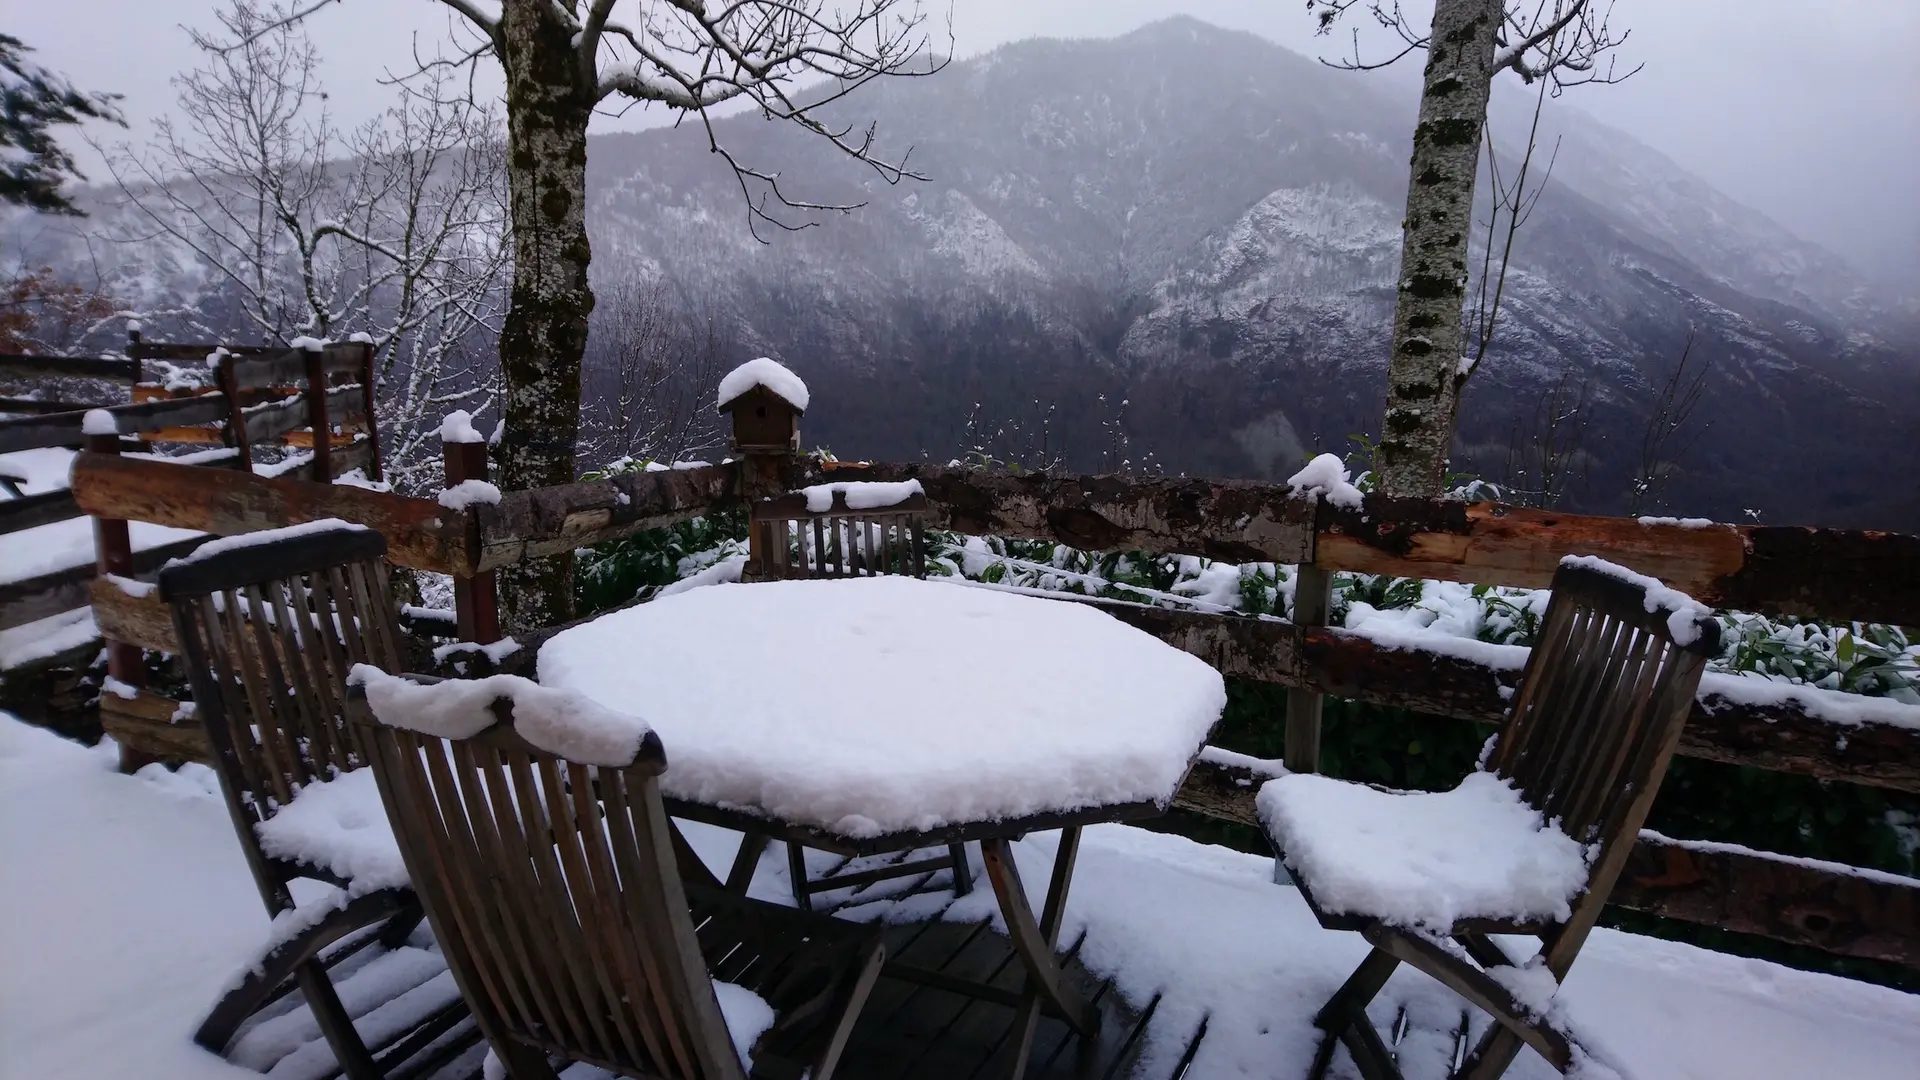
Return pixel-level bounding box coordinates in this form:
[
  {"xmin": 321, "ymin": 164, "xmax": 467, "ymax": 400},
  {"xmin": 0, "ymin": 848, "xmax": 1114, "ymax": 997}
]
[
  {"xmin": 495, "ymin": 0, "xmax": 596, "ymax": 632},
  {"xmin": 1375, "ymin": 0, "xmax": 1501, "ymax": 498}
]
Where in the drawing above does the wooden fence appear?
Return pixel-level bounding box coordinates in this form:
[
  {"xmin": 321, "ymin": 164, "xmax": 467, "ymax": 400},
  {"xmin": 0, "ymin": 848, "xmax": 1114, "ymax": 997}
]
[
  {"xmin": 21, "ymin": 384, "xmax": 1920, "ymax": 971},
  {"xmin": 0, "ymin": 336, "xmax": 381, "ymax": 653}
]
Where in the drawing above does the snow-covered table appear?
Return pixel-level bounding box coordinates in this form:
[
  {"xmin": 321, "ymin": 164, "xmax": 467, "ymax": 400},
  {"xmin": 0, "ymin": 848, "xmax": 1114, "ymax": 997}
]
[{"xmin": 539, "ymin": 575, "xmax": 1228, "ymax": 1072}]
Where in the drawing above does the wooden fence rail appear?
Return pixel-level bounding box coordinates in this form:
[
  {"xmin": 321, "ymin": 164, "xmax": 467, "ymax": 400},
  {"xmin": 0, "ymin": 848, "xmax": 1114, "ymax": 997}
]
[{"xmin": 37, "ymin": 417, "xmax": 1920, "ymax": 971}]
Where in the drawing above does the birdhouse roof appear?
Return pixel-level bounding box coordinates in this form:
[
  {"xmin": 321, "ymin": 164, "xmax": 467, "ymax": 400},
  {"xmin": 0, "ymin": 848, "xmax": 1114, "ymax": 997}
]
[{"xmin": 717, "ymin": 357, "xmax": 809, "ymax": 414}]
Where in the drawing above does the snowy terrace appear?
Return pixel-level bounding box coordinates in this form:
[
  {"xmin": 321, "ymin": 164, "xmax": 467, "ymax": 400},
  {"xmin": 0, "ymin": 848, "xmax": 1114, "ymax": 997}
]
[
  {"xmin": 5, "ymin": 715, "xmax": 1919, "ymax": 1080},
  {"xmin": 5, "ymin": 351, "xmax": 1920, "ymax": 1078}
]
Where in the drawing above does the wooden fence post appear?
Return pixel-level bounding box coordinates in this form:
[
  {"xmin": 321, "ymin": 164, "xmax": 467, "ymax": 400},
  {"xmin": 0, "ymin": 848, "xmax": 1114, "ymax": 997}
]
[
  {"xmin": 1284, "ymin": 558, "xmax": 1334, "ymax": 774},
  {"xmin": 214, "ymin": 352, "xmax": 252, "ymax": 473},
  {"xmin": 444, "ymin": 435, "xmax": 500, "ymax": 644},
  {"xmin": 303, "ymin": 345, "xmax": 332, "ymax": 482},
  {"xmin": 85, "ymin": 429, "xmax": 144, "ymax": 695},
  {"xmin": 356, "ymin": 338, "xmax": 383, "ymax": 482}
]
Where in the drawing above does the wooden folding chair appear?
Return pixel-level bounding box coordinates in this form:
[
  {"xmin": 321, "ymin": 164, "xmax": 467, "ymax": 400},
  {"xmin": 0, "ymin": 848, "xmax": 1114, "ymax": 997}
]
[
  {"xmin": 743, "ymin": 486, "xmax": 973, "ymax": 909},
  {"xmin": 1260, "ymin": 557, "xmax": 1721, "ymax": 1080},
  {"xmin": 161, "ymin": 523, "xmax": 435, "ymax": 1079},
  {"xmin": 348, "ymin": 672, "xmax": 888, "ymax": 1080}
]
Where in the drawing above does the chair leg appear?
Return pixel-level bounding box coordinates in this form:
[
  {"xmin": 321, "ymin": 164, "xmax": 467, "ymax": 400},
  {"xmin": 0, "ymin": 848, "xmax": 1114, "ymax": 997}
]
[
  {"xmin": 788, "ymin": 841, "xmax": 813, "ymax": 911},
  {"xmin": 804, "ymin": 940, "xmax": 887, "ymax": 1080},
  {"xmin": 496, "ymin": 1040, "xmax": 562, "ymax": 1080},
  {"xmin": 1307, "ymin": 946, "xmax": 1402, "ymax": 1080},
  {"xmin": 295, "ymin": 959, "xmax": 382, "ymax": 1080},
  {"xmin": 195, "ymin": 887, "xmax": 408, "ymax": 1053},
  {"xmin": 1454, "ymin": 1025, "xmax": 1528, "ymax": 1080},
  {"xmin": 378, "ymin": 899, "xmax": 427, "ymax": 949},
  {"xmin": 947, "ymin": 842, "xmax": 973, "ymax": 896}
]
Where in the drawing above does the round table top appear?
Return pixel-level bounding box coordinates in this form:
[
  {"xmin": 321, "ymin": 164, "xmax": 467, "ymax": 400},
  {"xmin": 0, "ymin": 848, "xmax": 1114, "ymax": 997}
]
[{"xmin": 538, "ymin": 576, "xmax": 1227, "ymax": 839}]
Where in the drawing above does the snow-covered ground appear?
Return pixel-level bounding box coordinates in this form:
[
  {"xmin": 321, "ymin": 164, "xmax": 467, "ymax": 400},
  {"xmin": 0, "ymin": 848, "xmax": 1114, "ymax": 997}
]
[{"xmin": 3, "ymin": 711, "xmax": 1916, "ymax": 1080}]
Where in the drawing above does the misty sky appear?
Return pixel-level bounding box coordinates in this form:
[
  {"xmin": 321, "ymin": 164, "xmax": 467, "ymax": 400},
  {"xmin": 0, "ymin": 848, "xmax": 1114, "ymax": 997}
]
[{"xmin": 13, "ymin": 0, "xmax": 1919, "ymax": 291}]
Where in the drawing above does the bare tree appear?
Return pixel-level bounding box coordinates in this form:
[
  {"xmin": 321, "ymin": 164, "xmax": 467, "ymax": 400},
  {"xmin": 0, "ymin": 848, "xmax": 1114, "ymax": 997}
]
[
  {"xmin": 1461, "ymin": 74, "xmax": 1558, "ymax": 378},
  {"xmin": 1310, "ymin": 0, "xmax": 1635, "ymax": 499},
  {"xmin": 102, "ymin": 0, "xmax": 509, "ymax": 493},
  {"xmin": 579, "ymin": 271, "xmax": 726, "ymax": 470},
  {"xmin": 1501, "ymin": 367, "xmax": 1589, "ymax": 509},
  {"xmin": 1626, "ymin": 329, "xmax": 1711, "ymax": 515},
  {"xmin": 228, "ymin": 0, "xmax": 950, "ymax": 630}
]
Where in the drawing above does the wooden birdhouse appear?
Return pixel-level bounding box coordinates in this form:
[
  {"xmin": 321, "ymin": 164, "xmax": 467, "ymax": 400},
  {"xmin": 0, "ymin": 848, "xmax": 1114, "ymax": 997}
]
[{"xmin": 718, "ymin": 357, "xmax": 807, "ymax": 455}]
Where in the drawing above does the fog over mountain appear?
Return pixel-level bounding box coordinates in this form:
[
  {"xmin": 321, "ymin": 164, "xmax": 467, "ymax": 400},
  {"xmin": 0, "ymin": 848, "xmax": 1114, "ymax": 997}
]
[
  {"xmin": 13, "ymin": 17, "xmax": 1919, "ymax": 528},
  {"xmin": 571, "ymin": 18, "xmax": 1916, "ymax": 526}
]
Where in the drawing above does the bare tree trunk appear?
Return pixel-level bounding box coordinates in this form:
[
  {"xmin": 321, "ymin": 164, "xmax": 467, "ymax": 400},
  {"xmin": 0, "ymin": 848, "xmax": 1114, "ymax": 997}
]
[
  {"xmin": 1375, "ymin": 0, "xmax": 1502, "ymax": 498},
  {"xmin": 494, "ymin": 0, "xmax": 595, "ymax": 632}
]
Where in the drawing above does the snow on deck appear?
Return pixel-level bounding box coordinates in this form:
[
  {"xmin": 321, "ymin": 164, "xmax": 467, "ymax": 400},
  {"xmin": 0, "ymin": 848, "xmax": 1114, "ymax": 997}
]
[{"xmin": 4, "ymin": 711, "xmax": 1918, "ymax": 1080}]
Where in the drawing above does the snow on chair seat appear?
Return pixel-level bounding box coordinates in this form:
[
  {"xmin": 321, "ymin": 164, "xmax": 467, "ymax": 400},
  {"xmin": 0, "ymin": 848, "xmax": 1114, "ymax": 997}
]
[
  {"xmin": 1259, "ymin": 771, "xmax": 1591, "ymax": 932},
  {"xmin": 1261, "ymin": 555, "xmax": 1721, "ymax": 1080}
]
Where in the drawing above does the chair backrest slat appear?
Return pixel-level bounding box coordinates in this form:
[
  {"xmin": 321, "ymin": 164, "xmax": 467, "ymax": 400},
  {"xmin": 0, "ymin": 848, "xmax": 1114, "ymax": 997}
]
[
  {"xmin": 1485, "ymin": 562, "xmax": 1719, "ymax": 951},
  {"xmin": 748, "ymin": 489, "xmax": 932, "ymax": 581},
  {"xmin": 353, "ymin": 698, "xmax": 744, "ymax": 1080},
  {"xmin": 162, "ymin": 525, "xmax": 400, "ymax": 834}
]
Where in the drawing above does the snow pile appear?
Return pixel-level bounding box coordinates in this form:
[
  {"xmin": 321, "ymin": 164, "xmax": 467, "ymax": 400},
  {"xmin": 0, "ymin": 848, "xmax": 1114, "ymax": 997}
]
[
  {"xmin": 713, "ymin": 981, "xmax": 776, "ymax": 1068},
  {"xmin": 1257, "ymin": 770, "xmax": 1591, "ymax": 929},
  {"xmin": 658, "ymin": 553, "xmax": 746, "ymax": 597},
  {"xmin": 539, "ymin": 575, "xmax": 1227, "ymax": 837},
  {"xmin": 437, "ymin": 409, "xmax": 484, "ymax": 444},
  {"xmin": 1285, "ymin": 453, "xmax": 1365, "ymax": 509},
  {"xmin": 351, "ymin": 666, "xmax": 656, "ymax": 768},
  {"xmin": 1561, "ymin": 554, "xmax": 1714, "ymax": 647},
  {"xmin": 170, "ymin": 518, "xmax": 369, "ymax": 566},
  {"xmin": 429, "ymin": 637, "xmax": 522, "ymax": 666},
  {"xmin": 1636, "ymin": 516, "xmax": 1719, "ymax": 529},
  {"xmin": 253, "ymin": 769, "xmax": 407, "ymax": 890},
  {"xmin": 289, "ymin": 336, "xmax": 327, "ymax": 352},
  {"xmin": 81, "ymin": 409, "xmax": 118, "ymax": 436},
  {"xmin": 6, "ymin": 708, "xmax": 1920, "ymax": 1080},
  {"xmin": 797, "ymin": 478, "xmax": 923, "ymax": 513},
  {"xmin": 437, "ymin": 479, "xmax": 501, "ymax": 511},
  {"xmin": 716, "ymin": 357, "xmax": 809, "ymax": 412}
]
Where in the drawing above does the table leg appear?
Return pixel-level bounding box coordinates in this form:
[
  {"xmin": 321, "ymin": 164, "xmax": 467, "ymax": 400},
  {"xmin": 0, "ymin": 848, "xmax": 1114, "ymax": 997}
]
[
  {"xmin": 981, "ymin": 828, "xmax": 1100, "ymax": 1077},
  {"xmin": 726, "ymin": 832, "xmax": 770, "ymax": 894}
]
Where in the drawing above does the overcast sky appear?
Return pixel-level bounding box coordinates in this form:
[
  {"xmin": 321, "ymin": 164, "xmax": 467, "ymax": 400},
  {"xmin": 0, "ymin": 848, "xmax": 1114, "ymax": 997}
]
[{"xmin": 13, "ymin": 0, "xmax": 1918, "ymax": 291}]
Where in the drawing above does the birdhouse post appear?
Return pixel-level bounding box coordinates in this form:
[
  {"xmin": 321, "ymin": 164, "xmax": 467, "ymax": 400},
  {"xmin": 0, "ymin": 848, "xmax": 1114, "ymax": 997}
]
[{"xmin": 718, "ymin": 358, "xmax": 809, "ymax": 573}]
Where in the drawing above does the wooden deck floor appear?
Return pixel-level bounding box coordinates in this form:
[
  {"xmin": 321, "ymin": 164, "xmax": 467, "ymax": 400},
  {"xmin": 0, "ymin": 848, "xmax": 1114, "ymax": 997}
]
[{"xmin": 237, "ymin": 855, "xmax": 1207, "ymax": 1080}]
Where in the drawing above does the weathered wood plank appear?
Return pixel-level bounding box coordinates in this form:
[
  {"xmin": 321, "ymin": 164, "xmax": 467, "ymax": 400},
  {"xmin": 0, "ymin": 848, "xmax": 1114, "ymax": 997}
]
[
  {"xmin": 89, "ymin": 576, "xmax": 177, "ymax": 653},
  {"xmin": 0, "ymin": 397, "xmax": 112, "ymax": 414},
  {"xmin": 68, "ymin": 452, "xmax": 469, "ymax": 574},
  {"xmin": 0, "ymin": 487, "xmax": 80, "ymax": 536},
  {"xmin": 0, "ymin": 393, "xmax": 232, "ymax": 453},
  {"xmin": 1316, "ymin": 499, "xmax": 1920, "ymax": 627},
  {"xmin": 0, "ymin": 353, "xmax": 139, "ymax": 381},
  {"xmin": 98, "ymin": 690, "xmax": 211, "ymax": 768},
  {"xmin": 1173, "ymin": 758, "xmax": 1920, "ymax": 968},
  {"xmin": 0, "ymin": 533, "xmax": 208, "ymax": 633},
  {"xmin": 239, "ymin": 383, "xmax": 366, "ymax": 443},
  {"xmin": 1615, "ymin": 834, "xmax": 1920, "ymax": 969},
  {"xmin": 822, "ymin": 462, "xmax": 1317, "ymax": 564},
  {"xmin": 472, "ymin": 463, "xmax": 740, "ymax": 571}
]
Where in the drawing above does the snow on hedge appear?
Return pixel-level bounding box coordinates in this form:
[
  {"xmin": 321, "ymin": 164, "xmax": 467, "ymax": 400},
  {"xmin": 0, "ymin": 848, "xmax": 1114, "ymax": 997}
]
[{"xmin": 716, "ymin": 356, "xmax": 808, "ymax": 412}]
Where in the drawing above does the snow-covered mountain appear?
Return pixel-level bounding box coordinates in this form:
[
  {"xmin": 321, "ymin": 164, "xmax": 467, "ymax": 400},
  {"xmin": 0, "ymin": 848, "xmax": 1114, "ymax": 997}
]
[
  {"xmin": 575, "ymin": 18, "xmax": 1915, "ymax": 526},
  {"xmin": 11, "ymin": 17, "xmax": 1916, "ymax": 527}
]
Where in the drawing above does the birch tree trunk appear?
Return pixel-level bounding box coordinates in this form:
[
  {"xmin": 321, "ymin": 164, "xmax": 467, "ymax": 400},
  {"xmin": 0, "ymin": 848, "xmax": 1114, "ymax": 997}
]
[
  {"xmin": 494, "ymin": 0, "xmax": 596, "ymax": 631},
  {"xmin": 1374, "ymin": 0, "xmax": 1502, "ymax": 498}
]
